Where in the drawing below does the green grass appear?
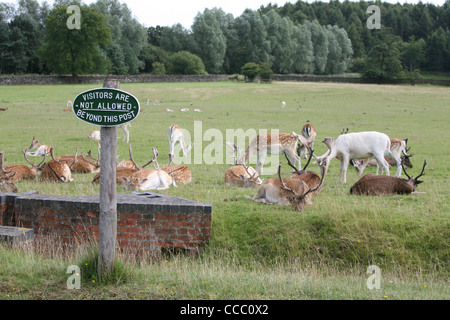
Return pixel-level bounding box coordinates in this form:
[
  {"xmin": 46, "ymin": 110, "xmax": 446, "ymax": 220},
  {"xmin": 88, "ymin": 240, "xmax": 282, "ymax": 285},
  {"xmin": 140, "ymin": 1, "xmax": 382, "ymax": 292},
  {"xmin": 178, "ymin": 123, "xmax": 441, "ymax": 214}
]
[{"xmin": 0, "ymin": 81, "xmax": 449, "ymax": 299}]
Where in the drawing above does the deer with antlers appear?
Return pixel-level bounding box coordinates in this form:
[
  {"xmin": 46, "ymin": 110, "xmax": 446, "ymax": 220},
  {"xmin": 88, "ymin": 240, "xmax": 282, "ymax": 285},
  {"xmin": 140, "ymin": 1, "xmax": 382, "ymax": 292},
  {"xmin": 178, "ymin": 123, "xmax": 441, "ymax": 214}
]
[
  {"xmin": 350, "ymin": 160, "xmax": 427, "ymax": 196},
  {"xmin": 1, "ymin": 149, "xmax": 46, "ymax": 182},
  {"xmin": 168, "ymin": 124, "xmax": 191, "ymax": 165},
  {"xmin": 224, "ymin": 142, "xmax": 261, "ymax": 188},
  {"xmin": 0, "ymin": 152, "xmax": 19, "ymax": 193},
  {"xmin": 26, "ymin": 136, "xmax": 52, "ymax": 157},
  {"xmin": 298, "ymin": 124, "xmax": 317, "ymax": 159},
  {"xmin": 250, "ymin": 162, "xmax": 326, "ymax": 212},
  {"xmin": 120, "ymin": 147, "xmax": 176, "ymax": 191},
  {"xmin": 40, "ymin": 148, "xmax": 76, "ymax": 182},
  {"xmin": 239, "ymin": 132, "xmax": 311, "ymax": 176}
]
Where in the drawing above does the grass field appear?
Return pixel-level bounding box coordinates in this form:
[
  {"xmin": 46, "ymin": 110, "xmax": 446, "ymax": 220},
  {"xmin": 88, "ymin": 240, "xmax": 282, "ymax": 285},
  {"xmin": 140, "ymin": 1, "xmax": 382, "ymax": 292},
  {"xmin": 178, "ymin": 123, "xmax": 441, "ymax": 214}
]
[{"xmin": 0, "ymin": 81, "xmax": 449, "ymax": 300}]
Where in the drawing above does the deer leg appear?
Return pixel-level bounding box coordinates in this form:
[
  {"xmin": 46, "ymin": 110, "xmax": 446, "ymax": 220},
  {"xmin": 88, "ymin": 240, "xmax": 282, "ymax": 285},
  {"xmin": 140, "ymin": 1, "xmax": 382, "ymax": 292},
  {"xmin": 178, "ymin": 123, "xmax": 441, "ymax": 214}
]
[
  {"xmin": 256, "ymin": 150, "xmax": 267, "ymax": 175},
  {"xmin": 340, "ymin": 155, "xmax": 350, "ymax": 184},
  {"xmin": 374, "ymin": 154, "xmax": 390, "ymax": 176}
]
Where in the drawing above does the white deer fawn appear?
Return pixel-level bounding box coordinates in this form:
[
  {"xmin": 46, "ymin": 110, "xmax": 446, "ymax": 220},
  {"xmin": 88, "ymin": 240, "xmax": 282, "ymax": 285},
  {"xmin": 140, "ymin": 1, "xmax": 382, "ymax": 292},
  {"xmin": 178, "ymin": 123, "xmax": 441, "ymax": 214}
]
[{"xmin": 239, "ymin": 132, "xmax": 310, "ymax": 175}]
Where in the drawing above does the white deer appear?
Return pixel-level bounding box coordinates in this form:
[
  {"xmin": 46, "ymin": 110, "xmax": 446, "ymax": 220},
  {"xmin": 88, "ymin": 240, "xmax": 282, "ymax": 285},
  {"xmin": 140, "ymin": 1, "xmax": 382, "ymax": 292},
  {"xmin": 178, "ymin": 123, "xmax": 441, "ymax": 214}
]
[
  {"xmin": 315, "ymin": 131, "xmax": 400, "ymax": 184},
  {"xmin": 239, "ymin": 132, "xmax": 310, "ymax": 175},
  {"xmin": 168, "ymin": 124, "xmax": 191, "ymax": 164}
]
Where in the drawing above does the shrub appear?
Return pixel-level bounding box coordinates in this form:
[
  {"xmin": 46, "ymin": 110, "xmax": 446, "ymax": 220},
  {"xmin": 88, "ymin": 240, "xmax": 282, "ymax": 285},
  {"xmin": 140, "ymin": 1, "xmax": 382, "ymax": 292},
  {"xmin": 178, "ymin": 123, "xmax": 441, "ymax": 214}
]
[
  {"xmin": 259, "ymin": 62, "xmax": 273, "ymax": 83},
  {"xmin": 167, "ymin": 51, "xmax": 207, "ymax": 75},
  {"xmin": 241, "ymin": 62, "xmax": 260, "ymax": 82},
  {"xmin": 151, "ymin": 62, "xmax": 166, "ymax": 75}
]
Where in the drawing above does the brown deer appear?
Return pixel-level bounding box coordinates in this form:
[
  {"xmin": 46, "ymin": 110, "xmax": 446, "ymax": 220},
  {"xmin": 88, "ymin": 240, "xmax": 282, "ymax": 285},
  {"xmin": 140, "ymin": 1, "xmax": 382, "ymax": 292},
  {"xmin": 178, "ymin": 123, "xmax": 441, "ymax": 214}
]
[
  {"xmin": 58, "ymin": 147, "xmax": 101, "ymax": 174},
  {"xmin": 298, "ymin": 124, "xmax": 317, "ymax": 159},
  {"xmin": 40, "ymin": 148, "xmax": 76, "ymax": 182},
  {"xmin": 0, "ymin": 152, "xmax": 18, "ymax": 193},
  {"xmin": 250, "ymin": 164, "xmax": 326, "ymax": 212},
  {"xmin": 350, "ymin": 160, "xmax": 427, "ymax": 196},
  {"xmin": 224, "ymin": 142, "xmax": 261, "ymax": 188},
  {"xmin": 2, "ymin": 149, "xmax": 46, "ymax": 182}
]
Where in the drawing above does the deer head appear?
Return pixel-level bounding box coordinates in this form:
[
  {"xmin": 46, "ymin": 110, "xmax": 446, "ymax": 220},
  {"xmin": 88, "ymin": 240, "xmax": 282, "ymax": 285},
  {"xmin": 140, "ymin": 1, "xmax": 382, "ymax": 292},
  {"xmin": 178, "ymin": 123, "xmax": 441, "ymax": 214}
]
[{"xmin": 0, "ymin": 152, "xmax": 18, "ymax": 193}]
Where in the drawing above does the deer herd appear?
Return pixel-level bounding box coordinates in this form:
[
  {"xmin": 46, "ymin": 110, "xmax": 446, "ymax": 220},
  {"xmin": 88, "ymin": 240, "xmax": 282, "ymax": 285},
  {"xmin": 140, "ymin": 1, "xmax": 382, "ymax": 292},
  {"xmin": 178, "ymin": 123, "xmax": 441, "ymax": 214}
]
[{"xmin": 1, "ymin": 121, "xmax": 427, "ymax": 212}]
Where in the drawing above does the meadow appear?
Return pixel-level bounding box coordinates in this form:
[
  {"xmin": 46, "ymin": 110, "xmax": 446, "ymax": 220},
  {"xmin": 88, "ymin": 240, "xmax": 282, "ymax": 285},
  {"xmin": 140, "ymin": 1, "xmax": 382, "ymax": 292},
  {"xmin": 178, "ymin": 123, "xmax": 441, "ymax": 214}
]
[{"xmin": 0, "ymin": 81, "xmax": 448, "ymax": 300}]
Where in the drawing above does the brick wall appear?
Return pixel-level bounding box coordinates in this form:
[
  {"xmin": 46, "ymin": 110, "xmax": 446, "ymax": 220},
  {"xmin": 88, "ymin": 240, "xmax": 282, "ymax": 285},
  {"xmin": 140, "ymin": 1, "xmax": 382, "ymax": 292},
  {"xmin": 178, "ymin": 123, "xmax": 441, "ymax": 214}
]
[{"xmin": 0, "ymin": 191, "xmax": 212, "ymax": 257}]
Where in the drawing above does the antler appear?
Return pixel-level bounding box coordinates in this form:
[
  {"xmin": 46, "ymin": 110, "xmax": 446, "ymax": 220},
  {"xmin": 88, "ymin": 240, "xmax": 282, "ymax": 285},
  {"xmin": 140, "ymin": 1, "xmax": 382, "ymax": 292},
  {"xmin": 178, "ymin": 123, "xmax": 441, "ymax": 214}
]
[
  {"xmin": 226, "ymin": 142, "xmax": 242, "ymax": 165},
  {"xmin": 23, "ymin": 148, "xmax": 46, "ymax": 168},
  {"xmin": 0, "ymin": 152, "xmax": 15, "ymax": 178},
  {"xmin": 278, "ymin": 165, "xmax": 297, "ymax": 196},
  {"xmin": 414, "ymin": 160, "xmax": 427, "ymax": 182}
]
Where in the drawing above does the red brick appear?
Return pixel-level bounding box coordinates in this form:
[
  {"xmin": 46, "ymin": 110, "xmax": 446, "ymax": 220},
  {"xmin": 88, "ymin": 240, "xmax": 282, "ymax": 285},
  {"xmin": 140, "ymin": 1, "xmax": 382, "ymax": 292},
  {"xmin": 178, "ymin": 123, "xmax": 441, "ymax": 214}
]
[
  {"xmin": 121, "ymin": 213, "xmax": 142, "ymax": 220},
  {"xmin": 120, "ymin": 226, "xmax": 142, "ymax": 233}
]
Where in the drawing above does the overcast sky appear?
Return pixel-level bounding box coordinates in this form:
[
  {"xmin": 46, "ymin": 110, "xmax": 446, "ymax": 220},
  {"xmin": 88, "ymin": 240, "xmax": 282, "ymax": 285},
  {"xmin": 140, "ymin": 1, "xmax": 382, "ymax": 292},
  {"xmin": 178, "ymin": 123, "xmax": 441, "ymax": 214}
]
[{"xmin": 33, "ymin": 0, "xmax": 448, "ymax": 29}]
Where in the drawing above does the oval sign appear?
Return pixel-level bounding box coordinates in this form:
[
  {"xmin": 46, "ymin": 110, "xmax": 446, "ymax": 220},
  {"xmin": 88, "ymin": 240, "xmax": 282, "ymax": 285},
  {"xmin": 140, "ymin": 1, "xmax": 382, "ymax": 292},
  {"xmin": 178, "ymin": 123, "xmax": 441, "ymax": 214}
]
[{"xmin": 73, "ymin": 88, "xmax": 140, "ymax": 127}]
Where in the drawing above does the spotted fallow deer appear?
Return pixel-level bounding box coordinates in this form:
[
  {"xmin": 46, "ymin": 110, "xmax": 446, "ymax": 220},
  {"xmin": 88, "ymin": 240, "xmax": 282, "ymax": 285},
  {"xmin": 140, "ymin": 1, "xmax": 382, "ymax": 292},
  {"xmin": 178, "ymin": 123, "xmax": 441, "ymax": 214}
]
[
  {"xmin": 0, "ymin": 152, "xmax": 19, "ymax": 193},
  {"xmin": 239, "ymin": 132, "xmax": 311, "ymax": 176},
  {"xmin": 40, "ymin": 148, "xmax": 76, "ymax": 182},
  {"xmin": 2, "ymin": 149, "xmax": 46, "ymax": 182},
  {"xmin": 250, "ymin": 163, "xmax": 326, "ymax": 212},
  {"xmin": 161, "ymin": 152, "xmax": 192, "ymax": 185},
  {"xmin": 120, "ymin": 148, "xmax": 176, "ymax": 191},
  {"xmin": 168, "ymin": 124, "xmax": 191, "ymax": 165},
  {"xmin": 224, "ymin": 142, "xmax": 261, "ymax": 188},
  {"xmin": 27, "ymin": 136, "xmax": 52, "ymax": 156},
  {"xmin": 315, "ymin": 131, "xmax": 401, "ymax": 184},
  {"xmin": 350, "ymin": 160, "xmax": 427, "ymax": 196}
]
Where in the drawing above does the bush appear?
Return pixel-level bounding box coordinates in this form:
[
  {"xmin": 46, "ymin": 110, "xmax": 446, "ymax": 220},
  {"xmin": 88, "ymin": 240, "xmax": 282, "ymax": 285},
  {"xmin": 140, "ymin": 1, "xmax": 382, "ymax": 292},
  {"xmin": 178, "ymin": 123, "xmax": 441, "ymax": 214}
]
[
  {"xmin": 151, "ymin": 62, "xmax": 166, "ymax": 75},
  {"xmin": 259, "ymin": 62, "xmax": 273, "ymax": 83},
  {"xmin": 167, "ymin": 51, "xmax": 207, "ymax": 75},
  {"xmin": 241, "ymin": 62, "xmax": 260, "ymax": 82}
]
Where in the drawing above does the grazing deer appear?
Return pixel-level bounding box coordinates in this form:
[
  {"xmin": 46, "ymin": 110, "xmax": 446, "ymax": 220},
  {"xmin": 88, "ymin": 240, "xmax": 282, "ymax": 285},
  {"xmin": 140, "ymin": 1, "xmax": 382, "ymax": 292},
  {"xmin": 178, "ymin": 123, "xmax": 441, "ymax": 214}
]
[
  {"xmin": 121, "ymin": 148, "xmax": 176, "ymax": 191},
  {"xmin": 27, "ymin": 136, "xmax": 52, "ymax": 156},
  {"xmin": 298, "ymin": 124, "xmax": 317, "ymax": 159},
  {"xmin": 239, "ymin": 132, "xmax": 310, "ymax": 175},
  {"xmin": 224, "ymin": 142, "xmax": 261, "ymax": 188},
  {"xmin": 250, "ymin": 163, "xmax": 326, "ymax": 212},
  {"xmin": 281, "ymin": 101, "xmax": 286, "ymax": 109},
  {"xmin": 352, "ymin": 138, "xmax": 411, "ymax": 177},
  {"xmin": 120, "ymin": 123, "xmax": 131, "ymax": 143},
  {"xmin": 40, "ymin": 148, "xmax": 76, "ymax": 183},
  {"xmin": 315, "ymin": 131, "xmax": 401, "ymax": 184},
  {"xmin": 168, "ymin": 124, "xmax": 191, "ymax": 164},
  {"xmin": 0, "ymin": 152, "xmax": 19, "ymax": 193},
  {"xmin": 350, "ymin": 160, "xmax": 427, "ymax": 196},
  {"xmin": 2, "ymin": 149, "xmax": 46, "ymax": 182}
]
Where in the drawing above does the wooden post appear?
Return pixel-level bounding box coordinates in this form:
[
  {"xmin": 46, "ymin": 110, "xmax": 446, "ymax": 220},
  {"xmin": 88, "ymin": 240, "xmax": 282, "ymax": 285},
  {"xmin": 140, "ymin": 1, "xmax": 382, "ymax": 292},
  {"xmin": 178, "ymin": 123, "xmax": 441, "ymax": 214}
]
[{"xmin": 98, "ymin": 79, "xmax": 119, "ymax": 277}]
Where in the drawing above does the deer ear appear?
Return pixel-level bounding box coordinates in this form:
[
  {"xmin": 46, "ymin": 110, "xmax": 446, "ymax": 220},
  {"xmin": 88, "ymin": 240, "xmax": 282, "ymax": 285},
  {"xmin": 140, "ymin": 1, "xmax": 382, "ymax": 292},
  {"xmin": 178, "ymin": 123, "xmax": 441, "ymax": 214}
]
[{"xmin": 415, "ymin": 180, "xmax": 424, "ymax": 185}]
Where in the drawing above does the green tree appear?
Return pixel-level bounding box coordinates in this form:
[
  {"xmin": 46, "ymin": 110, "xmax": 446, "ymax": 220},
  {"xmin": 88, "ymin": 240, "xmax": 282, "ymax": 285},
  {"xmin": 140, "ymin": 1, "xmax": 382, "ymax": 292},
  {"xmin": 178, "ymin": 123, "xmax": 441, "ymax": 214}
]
[
  {"xmin": 292, "ymin": 23, "xmax": 314, "ymax": 74},
  {"xmin": 305, "ymin": 20, "xmax": 329, "ymax": 74},
  {"xmin": 40, "ymin": 4, "xmax": 111, "ymax": 76},
  {"xmin": 192, "ymin": 8, "xmax": 227, "ymax": 74},
  {"xmin": 259, "ymin": 62, "xmax": 273, "ymax": 82},
  {"xmin": 160, "ymin": 24, "xmax": 192, "ymax": 53},
  {"xmin": 241, "ymin": 62, "xmax": 259, "ymax": 82},
  {"xmin": 167, "ymin": 51, "xmax": 206, "ymax": 75}
]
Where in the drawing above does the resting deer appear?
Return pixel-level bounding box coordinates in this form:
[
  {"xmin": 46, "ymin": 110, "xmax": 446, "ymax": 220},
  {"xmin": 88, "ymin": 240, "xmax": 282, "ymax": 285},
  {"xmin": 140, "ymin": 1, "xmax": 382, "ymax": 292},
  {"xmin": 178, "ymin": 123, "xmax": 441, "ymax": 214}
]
[
  {"xmin": 224, "ymin": 142, "xmax": 261, "ymax": 188},
  {"xmin": 315, "ymin": 131, "xmax": 401, "ymax": 184},
  {"xmin": 168, "ymin": 124, "xmax": 191, "ymax": 164},
  {"xmin": 27, "ymin": 136, "xmax": 52, "ymax": 156},
  {"xmin": 351, "ymin": 138, "xmax": 412, "ymax": 177},
  {"xmin": 350, "ymin": 160, "xmax": 427, "ymax": 196},
  {"xmin": 239, "ymin": 132, "xmax": 310, "ymax": 175},
  {"xmin": 250, "ymin": 163, "xmax": 325, "ymax": 212},
  {"xmin": 2, "ymin": 149, "xmax": 46, "ymax": 182},
  {"xmin": 298, "ymin": 124, "xmax": 317, "ymax": 159},
  {"xmin": 40, "ymin": 148, "xmax": 76, "ymax": 182},
  {"xmin": 161, "ymin": 153, "xmax": 192, "ymax": 185},
  {"xmin": 0, "ymin": 152, "xmax": 18, "ymax": 193},
  {"xmin": 120, "ymin": 147, "xmax": 176, "ymax": 191}
]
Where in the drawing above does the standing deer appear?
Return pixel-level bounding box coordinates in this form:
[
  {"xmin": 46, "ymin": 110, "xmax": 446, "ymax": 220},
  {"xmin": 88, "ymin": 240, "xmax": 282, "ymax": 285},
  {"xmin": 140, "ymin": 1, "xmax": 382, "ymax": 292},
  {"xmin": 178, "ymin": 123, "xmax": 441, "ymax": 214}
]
[
  {"xmin": 350, "ymin": 160, "xmax": 427, "ymax": 196},
  {"xmin": 40, "ymin": 148, "xmax": 76, "ymax": 182},
  {"xmin": 2, "ymin": 149, "xmax": 46, "ymax": 182},
  {"xmin": 298, "ymin": 124, "xmax": 317, "ymax": 159},
  {"xmin": 315, "ymin": 131, "xmax": 401, "ymax": 184},
  {"xmin": 120, "ymin": 123, "xmax": 131, "ymax": 143},
  {"xmin": 168, "ymin": 124, "xmax": 191, "ymax": 165},
  {"xmin": 27, "ymin": 136, "xmax": 52, "ymax": 156},
  {"xmin": 352, "ymin": 138, "xmax": 411, "ymax": 177},
  {"xmin": 0, "ymin": 152, "xmax": 18, "ymax": 193},
  {"xmin": 224, "ymin": 142, "xmax": 261, "ymax": 188},
  {"xmin": 239, "ymin": 132, "xmax": 310, "ymax": 175}
]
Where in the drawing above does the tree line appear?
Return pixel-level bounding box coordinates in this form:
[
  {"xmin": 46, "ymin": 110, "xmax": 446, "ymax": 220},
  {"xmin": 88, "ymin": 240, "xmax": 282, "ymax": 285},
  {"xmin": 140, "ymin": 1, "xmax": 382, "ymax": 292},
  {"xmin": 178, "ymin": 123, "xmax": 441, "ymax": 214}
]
[{"xmin": 1, "ymin": 0, "xmax": 449, "ymax": 82}]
